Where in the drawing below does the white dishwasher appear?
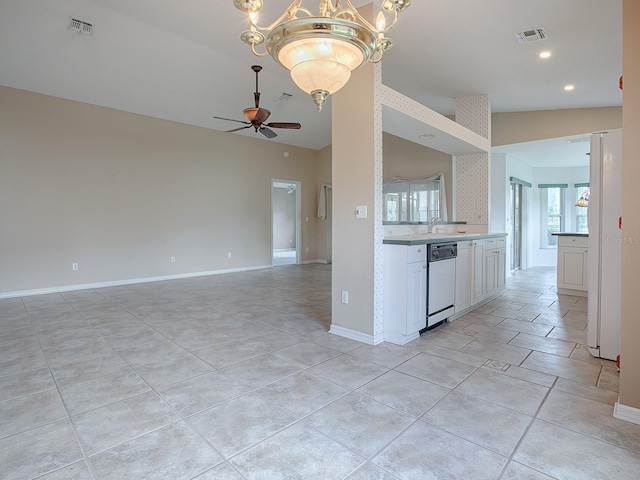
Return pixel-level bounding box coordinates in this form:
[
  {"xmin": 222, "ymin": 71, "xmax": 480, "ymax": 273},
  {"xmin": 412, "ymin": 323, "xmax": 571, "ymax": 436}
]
[{"xmin": 425, "ymin": 242, "xmax": 457, "ymax": 329}]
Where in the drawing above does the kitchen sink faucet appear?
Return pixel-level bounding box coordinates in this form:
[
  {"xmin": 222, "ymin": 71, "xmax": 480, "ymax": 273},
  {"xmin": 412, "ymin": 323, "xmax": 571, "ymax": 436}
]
[{"xmin": 428, "ymin": 217, "xmax": 442, "ymax": 233}]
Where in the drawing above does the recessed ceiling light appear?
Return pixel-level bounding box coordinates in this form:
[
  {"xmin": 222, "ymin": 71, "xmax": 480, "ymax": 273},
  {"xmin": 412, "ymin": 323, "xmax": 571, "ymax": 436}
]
[
  {"xmin": 564, "ymin": 84, "xmax": 575, "ymax": 91},
  {"xmin": 539, "ymin": 51, "xmax": 551, "ymax": 59}
]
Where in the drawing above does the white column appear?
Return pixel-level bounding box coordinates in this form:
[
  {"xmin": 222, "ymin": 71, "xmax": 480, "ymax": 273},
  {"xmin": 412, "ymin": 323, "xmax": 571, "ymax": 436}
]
[
  {"xmin": 329, "ymin": 59, "xmax": 385, "ymax": 344},
  {"xmin": 454, "ymin": 95, "xmax": 491, "ymax": 230}
]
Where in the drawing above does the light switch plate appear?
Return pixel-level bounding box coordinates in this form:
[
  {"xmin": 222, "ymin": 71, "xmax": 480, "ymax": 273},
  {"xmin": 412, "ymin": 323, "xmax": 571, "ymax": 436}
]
[{"xmin": 355, "ymin": 205, "xmax": 367, "ymax": 219}]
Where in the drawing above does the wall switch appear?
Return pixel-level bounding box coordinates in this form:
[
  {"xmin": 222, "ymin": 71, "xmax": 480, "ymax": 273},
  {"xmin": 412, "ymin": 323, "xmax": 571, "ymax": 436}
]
[
  {"xmin": 355, "ymin": 205, "xmax": 367, "ymax": 219},
  {"xmin": 72, "ymin": 263, "xmax": 79, "ymax": 271},
  {"xmin": 227, "ymin": 252, "xmax": 232, "ymax": 259},
  {"xmin": 170, "ymin": 256, "xmax": 176, "ymax": 263},
  {"xmin": 305, "ymin": 216, "xmax": 309, "ymax": 222},
  {"xmin": 305, "ymin": 246, "xmax": 309, "ymax": 252},
  {"xmin": 341, "ymin": 290, "xmax": 349, "ymax": 304}
]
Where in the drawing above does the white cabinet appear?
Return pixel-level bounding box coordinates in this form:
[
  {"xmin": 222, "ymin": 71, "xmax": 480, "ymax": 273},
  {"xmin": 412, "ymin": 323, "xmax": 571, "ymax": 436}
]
[
  {"xmin": 455, "ymin": 236, "xmax": 507, "ymax": 317},
  {"xmin": 557, "ymin": 235, "xmax": 588, "ymax": 295},
  {"xmin": 484, "ymin": 237, "xmax": 506, "ymax": 298},
  {"xmin": 455, "ymin": 241, "xmax": 473, "ymax": 312},
  {"xmin": 383, "ymin": 244, "xmax": 427, "ymax": 345}
]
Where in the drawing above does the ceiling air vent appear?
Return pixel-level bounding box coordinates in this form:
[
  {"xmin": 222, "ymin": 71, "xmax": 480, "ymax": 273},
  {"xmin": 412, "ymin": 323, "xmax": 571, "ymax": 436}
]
[
  {"xmin": 69, "ymin": 17, "xmax": 93, "ymax": 34},
  {"xmin": 515, "ymin": 27, "xmax": 547, "ymax": 43},
  {"xmin": 275, "ymin": 92, "xmax": 293, "ymax": 102}
]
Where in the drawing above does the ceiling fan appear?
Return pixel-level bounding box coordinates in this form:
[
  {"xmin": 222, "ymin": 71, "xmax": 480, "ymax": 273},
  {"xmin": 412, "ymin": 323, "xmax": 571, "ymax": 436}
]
[{"xmin": 213, "ymin": 65, "xmax": 301, "ymax": 139}]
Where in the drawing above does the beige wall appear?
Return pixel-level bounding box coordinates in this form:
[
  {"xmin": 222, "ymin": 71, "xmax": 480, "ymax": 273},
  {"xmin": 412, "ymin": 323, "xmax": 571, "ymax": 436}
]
[
  {"xmin": 382, "ymin": 133, "xmax": 453, "ymax": 220},
  {"xmin": 0, "ymin": 86, "xmax": 320, "ymax": 295},
  {"xmin": 492, "ymin": 107, "xmax": 622, "ymax": 146},
  {"xmin": 331, "ymin": 61, "xmax": 379, "ymax": 337},
  {"xmin": 620, "ymin": 0, "xmax": 640, "ymax": 410}
]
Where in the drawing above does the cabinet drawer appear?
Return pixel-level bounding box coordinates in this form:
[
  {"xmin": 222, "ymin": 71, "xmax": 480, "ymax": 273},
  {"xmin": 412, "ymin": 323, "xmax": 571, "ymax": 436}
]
[
  {"xmin": 496, "ymin": 237, "xmax": 506, "ymax": 248},
  {"xmin": 407, "ymin": 245, "xmax": 426, "ymax": 263},
  {"xmin": 484, "ymin": 238, "xmax": 496, "ymax": 248},
  {"xmin": 558, "ymin": 235, "xmax": 588, "ymax": 248}
]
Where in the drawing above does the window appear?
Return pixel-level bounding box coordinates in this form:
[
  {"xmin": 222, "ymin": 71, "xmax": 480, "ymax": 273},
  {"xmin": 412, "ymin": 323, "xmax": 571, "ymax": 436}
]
[
  {"xmin": 575, "ymin": 185, "xmax": 589, "ymax": 234},
  {"xmin": 383, "ymin": 176, "xmax": 444, "ymax": 223},
  {"xmin": 540, "ymin": 185, "xmax": 566, "ymax": 247}
]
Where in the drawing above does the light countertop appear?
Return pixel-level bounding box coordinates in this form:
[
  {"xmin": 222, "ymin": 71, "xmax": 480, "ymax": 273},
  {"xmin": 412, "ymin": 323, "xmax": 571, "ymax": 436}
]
[{"xmin": 383, "ymin": 232, "xmax": 507, "ymax": 246}]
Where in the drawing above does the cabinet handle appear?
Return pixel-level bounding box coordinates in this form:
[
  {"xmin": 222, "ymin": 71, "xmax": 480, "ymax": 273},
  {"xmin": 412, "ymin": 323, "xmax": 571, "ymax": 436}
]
[
  {"xmin": 585, "ymin": 250, "xmax": 588, "ymax": 253},
  {"xmin": 423, "ymin": 264, "xmax": 427, "ymax": 269},
  {"xmin": 417, "ymin": 248, "xmax": 422, "ymax": 253}
]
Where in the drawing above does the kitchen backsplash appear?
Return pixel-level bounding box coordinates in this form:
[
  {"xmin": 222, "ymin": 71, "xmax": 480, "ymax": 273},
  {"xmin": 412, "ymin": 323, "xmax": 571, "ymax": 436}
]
[{"xmin": 384, "ymin": 222, "xmax": 488, "ymax": 237}]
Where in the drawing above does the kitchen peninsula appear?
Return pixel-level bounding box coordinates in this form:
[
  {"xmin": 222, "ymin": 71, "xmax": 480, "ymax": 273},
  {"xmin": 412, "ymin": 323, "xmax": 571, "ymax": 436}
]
[{"xmin": 383, "ymin": 232, "xmax": 507, "ymax": 345}]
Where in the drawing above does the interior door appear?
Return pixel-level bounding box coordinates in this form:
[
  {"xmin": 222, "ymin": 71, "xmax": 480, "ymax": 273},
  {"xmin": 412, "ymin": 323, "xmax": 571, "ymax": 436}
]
[{"xmin": 272, "ymin": 179, "xmax": 300, "ymax": 266}]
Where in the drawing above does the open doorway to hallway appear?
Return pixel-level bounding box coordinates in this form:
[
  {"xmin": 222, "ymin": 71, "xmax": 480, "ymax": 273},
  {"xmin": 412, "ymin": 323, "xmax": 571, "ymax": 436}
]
[{"xmin": 272, "ymin": 179, "xmax": 300, "ymax": 266}]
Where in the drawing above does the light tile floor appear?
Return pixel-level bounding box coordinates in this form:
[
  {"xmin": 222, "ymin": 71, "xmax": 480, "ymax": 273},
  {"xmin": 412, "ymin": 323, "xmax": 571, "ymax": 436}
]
[{"xmin": 1, "ymin": 265, "xmax": 639, "ymax": 479}]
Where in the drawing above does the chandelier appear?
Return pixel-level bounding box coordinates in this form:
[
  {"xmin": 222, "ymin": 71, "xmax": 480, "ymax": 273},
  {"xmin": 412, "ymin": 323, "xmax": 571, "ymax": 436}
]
[
  {"xmin": 233, "ymin": 0, "xmax": 411, "ymax": 111},
  {"xmin": 575, "ymin": 188, "xmax": 590, "ymax": 207}
]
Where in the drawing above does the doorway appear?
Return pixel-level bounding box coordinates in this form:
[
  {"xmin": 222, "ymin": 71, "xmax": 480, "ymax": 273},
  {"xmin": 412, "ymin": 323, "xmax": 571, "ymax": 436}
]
[
  {"xmin": 510, "ymin": 182, "xmax": 523, "ymax": 271},
  {"xmin": 272, "ymin": 179, "xmax": 300, "ymax": 266}
]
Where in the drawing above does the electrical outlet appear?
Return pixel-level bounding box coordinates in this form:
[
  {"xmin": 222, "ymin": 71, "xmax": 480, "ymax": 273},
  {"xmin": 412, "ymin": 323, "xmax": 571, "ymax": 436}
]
[
  {"xmin": 341, "ymin": 290, "xmax": 349, "ymax": 304},
  {"xmin": 72, "ymin": 263, "xmax": 79, "ymax": 271},
  {"xmin": 227, "ymin": 252, "xmax": 232, "ymax": 259},
  {"xmin": 170, "ymin": 256, "xmax": 175, "ymax": 263}
]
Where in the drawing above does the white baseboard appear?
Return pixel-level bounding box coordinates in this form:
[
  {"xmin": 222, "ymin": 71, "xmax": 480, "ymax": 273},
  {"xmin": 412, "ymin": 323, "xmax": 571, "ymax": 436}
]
[
  {"xmin": 613, "ymin": 402, "xmax": 640, "ymax": 426},
  {"xmin": 301, "ymin": 259, "xmax": 328, "ymax": 265},
  {"xmin": 329, "ymin": 325, "xmax": 384, "ymax": 345},
  {"xmin": 0, "ymin": 265, "xmax": 272, "ymax": 299}
]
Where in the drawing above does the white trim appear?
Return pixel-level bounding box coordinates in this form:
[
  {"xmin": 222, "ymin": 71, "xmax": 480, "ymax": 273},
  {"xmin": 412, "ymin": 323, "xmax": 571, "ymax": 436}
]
[
  {"xmin": 0, "ymin": 265, "xmax": 272, "ymax": 299},
  {"xmin": 613, "ymin": 402, "xmax": 640, "ymax": 426},
  {"xmin": 329, "ymin": 324, "xmax": 384, "ymax": 345},
  {"xmin": 302, "ymin": 259, "xmax": 327, "ymax": 265}
]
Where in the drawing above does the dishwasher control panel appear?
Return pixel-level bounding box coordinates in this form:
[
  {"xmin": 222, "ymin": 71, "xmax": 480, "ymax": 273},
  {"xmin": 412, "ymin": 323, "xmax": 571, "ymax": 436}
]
[{"xmin": 428, "ymin": 242, "xmax": 457, "ymax": 262}]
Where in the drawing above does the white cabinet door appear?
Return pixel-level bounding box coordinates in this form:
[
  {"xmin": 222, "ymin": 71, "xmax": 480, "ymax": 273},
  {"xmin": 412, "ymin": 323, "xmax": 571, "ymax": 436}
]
[
  {"xmin": 383, "ymin": 244, "xmax": 426, "ymax": 345},
  {"xmin": 558, "ymin": 247, "xmax": 588, "ymax": 290},
  {"xmin": 471, "ymin": 240, "xmax": 485, "ymax": 304},
  {"xmin": 455, "ymin": 241, "xmax": 472, "ymax": 312},
  {"xmin": 484, "ymin": 248, "xmax": 497, "ymax": 297},
  {"xmin": 497, "ymin": 247, "xmax": 506, "ymax": 290},
  {"xmin": 406, "ymin": 260, "xmax": 427, "ymax": 333}
]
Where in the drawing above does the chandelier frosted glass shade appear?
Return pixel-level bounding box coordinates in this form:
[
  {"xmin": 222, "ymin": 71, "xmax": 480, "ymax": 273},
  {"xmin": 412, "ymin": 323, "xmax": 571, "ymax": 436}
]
[{"xmin": 267, "ymin": 18, "xmax": 375, "ymax": 111}]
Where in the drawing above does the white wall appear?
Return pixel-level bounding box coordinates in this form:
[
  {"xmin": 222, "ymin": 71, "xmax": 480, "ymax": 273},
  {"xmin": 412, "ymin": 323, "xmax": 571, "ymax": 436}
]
[{"xmin": 529, "ymin": 166, "xmax": 590, "ymax": 267}]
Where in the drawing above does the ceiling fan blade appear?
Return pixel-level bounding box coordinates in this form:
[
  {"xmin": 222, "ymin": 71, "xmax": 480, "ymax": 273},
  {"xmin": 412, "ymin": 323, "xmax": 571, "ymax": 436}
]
[
  {"xmin": 255, "ymin": 108, "xmax": 271, "ymax": 123},
  {"xmin": 266, "ymin": 122, "xmax": 302, "ymax": 129},
  {"xmin": 225, "ymin": 126, "xmax": 252, "ymax": 133},
  {"xmin": 259, "ymin": 127, "xmax": 277, "ymax": 139},
  {"xmin": 213, "ymin": 116, "xmax": 250, "ymax": 125}
]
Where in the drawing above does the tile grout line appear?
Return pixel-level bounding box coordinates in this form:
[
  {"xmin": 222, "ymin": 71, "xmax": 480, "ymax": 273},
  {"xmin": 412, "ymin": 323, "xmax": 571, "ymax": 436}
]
[
  {"xmin": 20, "ymin": 294, "xmax": 100, "ymax": 480},
  {"xmin": 495, "ymin": 375, "xmax": 560, "ymax": 479}
]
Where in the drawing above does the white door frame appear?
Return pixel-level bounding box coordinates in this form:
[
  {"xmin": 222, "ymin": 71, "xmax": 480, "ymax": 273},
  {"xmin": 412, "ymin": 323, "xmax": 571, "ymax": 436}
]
[{"xmin": 271, "ymin": 178, "xmax": 301, "ymax": 266}]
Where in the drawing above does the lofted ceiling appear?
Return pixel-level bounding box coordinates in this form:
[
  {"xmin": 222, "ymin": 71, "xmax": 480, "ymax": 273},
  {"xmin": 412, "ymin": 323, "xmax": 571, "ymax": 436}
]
[{"xmin": 0, "ymin": 0, "xmax": 622, "ymax": 162}]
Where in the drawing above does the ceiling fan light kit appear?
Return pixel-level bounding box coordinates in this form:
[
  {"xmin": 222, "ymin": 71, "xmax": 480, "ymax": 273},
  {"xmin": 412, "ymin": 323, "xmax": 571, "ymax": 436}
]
[{"xmin": 233, "ymin": 0, "xmax": 411, "ymax": 111}]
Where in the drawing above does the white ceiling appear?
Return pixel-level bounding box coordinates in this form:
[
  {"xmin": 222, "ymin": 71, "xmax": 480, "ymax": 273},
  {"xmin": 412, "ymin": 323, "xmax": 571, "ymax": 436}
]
[
  {"xmin": 493, "ymin": 135, "xmax": 591, "ymax": 168},
  {"xmin": 0, "ymin": 1, "xmax": 622, "ymax": 163}
]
